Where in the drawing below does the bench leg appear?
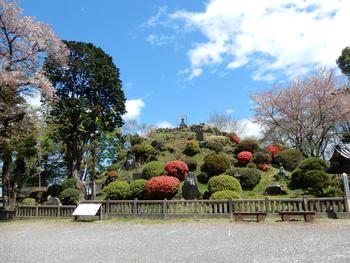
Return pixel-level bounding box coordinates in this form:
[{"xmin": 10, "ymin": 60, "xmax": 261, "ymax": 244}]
[
  {"xmin": 281, "ymin": 214, "xmax": 290, "ymax": 221},
  {"xmin": 304, "ymin": 214, "xmax": 314, "ymax": 222}
]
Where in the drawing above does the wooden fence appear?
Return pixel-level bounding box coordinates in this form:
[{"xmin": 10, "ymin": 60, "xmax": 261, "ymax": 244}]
[{"xmin": 5, "ymin": 197, "xmax": 348, "ymax": 220}]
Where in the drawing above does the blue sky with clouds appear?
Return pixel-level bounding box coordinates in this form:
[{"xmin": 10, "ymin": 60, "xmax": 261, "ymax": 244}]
[{"xmin": 21, "ymin": 0, "xmax": 350, "ymax": 132}]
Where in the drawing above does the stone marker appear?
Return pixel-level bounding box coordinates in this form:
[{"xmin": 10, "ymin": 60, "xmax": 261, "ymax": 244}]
[
  {"xmin": 193, "ymin": 125, "xmax": 204, "ymax": 141},
  {"xmin": 47, "ymin": 196, "xmax": 61, "ymax": 205},
  {"xmin": 264, "ymin": 185, "xmax": 282, "ymax": 195},
  {"xmin": 124, "ymin": 153, "xmax": 136, "ymax": 170},
  {"xmin": 182, "ymin": 172, "xmax": 201, "ymax": 200},
  {"xmin": 274, "ymin": 163, "xmax": 286, "ymax": 180}
]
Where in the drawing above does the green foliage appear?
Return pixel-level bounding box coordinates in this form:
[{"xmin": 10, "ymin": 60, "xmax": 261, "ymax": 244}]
[
  {"xmin": 29, "ymin": 190, "xmax": 47, "ymax": 204},
  {"xmin": 129, "ymin": 135, "xmax": 145, "ymax": 146},
  {"xmin": 235, "ymin": 139, "xmax": 260, "ymax": 154},
  {"xmin": 253, "ymin": 151, "xmax": 271, "ymax": 164},
  {"xmin": 246, "ymin": 163, "xmax": 257, "ymax": 169},
  {"xmin": 197, "ymin": 172, "xmax": 209, "ymax": 184},
  {"xmin": 142, "ymin": 161, "xmax": 164, "ymax": 179},
  {"xmin": 226, "ymin": 167, "xmax": 261, "ymax": 190},
  {"xmin": 104, "ymin": 181, "xmax": 130, "ymax": 200},
  {"xmin": 273, "ymin": 149, "xmax": 304, "ymax": 171},
  {"xmin": 130, "ymin": 179, "xmax": 147, "ymax": 199},
  {"xmin": 44, "ymin": 41, "xmax": 126, "ymax": 177},
  {"xmin": 62, "ymin": 178, "xmax": 77, "ymax": 190},
  {"xmin": 59, "ymin": 188, "xmax": 83, "ymax": 205},
  {"xmin": 184, "ymin": 140, "xmax": 200, "ymax": 156},
  {"xmin": 208, "ymin": 175, "xmax": 242, "ymax": 194},
  {"xmin": 105, "ymin": 170, "xmax": 119, "ymax": 185},
  {"xmin": 21, "ymin": 198, "xmax": 36, "ymax": 205},
  {"xmin": 131, "ymin": 143, "xmax": 154, "ymax": 162},
  {"xmin": 303, "ymin": 170, "xmax": 331, "ymax": 196},
  {"xmin": 207, "ymin": 140, "xmax": 223, "ymax": 153},
  {"xmin": 47, "ymin": 184, "xmax": 63, "ymax": 197},
  {"xmin": 210, "ymin": 190, "xmax": 240, "ymax": 200},
  {"xmin": 181, "ymin": 157, "xmax": 197, "ymax": 172},
  {"xmin": 336, "ymin": 46, "xmax": 350, "ymax": 77},
  {"xmin": 201, "ymin": 153, "xmax": 230, "ymax": 177}
]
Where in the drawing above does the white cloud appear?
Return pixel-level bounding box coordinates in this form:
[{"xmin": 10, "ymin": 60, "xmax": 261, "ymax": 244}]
[
  {"xmin": 147, "ymin": 34, "xmax": 175, "ymax": 46},
  {"xmin": 123, "ymin": 99, "xmax": 145, "ymax": 121},
  {"xmin": 237, "ymin": 118, "xmax": 263, "ymax": 139},
  {"xmin": 171, "ymin": 0, "xmax": 350, "ymax": 80},
  {"xmin": 225, "ymin": 108, "xmax": 234, "ymax": 114},
  {"xmin": 157, "ymin": 121, "xmax": 174, "ymax": 129}
]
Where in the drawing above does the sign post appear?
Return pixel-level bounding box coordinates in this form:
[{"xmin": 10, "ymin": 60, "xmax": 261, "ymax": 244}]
[{"xmin": 342, "ymin": 173, "xmax": 350, "ymax": 216}]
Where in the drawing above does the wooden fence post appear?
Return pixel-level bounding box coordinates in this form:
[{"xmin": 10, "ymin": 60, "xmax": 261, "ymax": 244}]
[
  {"xmin": 35, "ymin": 205, "xmax": 38, "ymax": 217},
  {"xmin": 106, "ymin": 200, "xmax": 110, "ymax": 220},
  {"xmin": 228, "ymin": 200, "xmax": 233, "ymax": 219},
  {"xmin": 133, "ymin": 198, "xmax": 138, "ymax": 215},
  {"xmin": 57, "ymin": 205, "xmax": 60, "ymax": 217},
  {"xmin": 265, "ymin": 197, "xmax": 269, "ymax": 213},
  {"xmin": 163, "ymin": 199, "xmax": 167, "ymax": 219},
  {"xmin": 303, "ymin": 197, "xmax": 308, "ymax": 211}
]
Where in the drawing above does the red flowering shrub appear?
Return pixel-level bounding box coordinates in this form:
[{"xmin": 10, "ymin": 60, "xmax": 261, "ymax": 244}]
[
  {"xmin": 267, "ymin": 145, "xmax": 283, "ymax": 155},
  {"xmin": 164, "ymin": 160, "xmax": 189, "ymax": 180},
  {"xmin": 237, "ymin": 151, "xmax": 253, "ymax": 164},
  {"xmin": 229, "ymin": 133, "xmax": 240, "ymax": 144},
  {"xmin": 146, "ymin": 176, "xmax": 180, "ymax": 199},
  {"xmin": 258, "ymin": 163, "xmax": 270, "ymax": 171}
]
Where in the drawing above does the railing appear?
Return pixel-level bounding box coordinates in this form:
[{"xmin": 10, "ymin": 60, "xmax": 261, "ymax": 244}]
[
  {"xmin": 15, "ymin": 205, "xmax": 76, "ymax": 218},
  {"xmin": 9, "ymin": 196, "xmax": 348, "ymax": 220}
]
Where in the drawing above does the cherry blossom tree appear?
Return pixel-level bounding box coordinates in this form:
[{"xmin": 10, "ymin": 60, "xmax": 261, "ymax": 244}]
[
  {"xmin": 0, "ymin": 0, "xmax": 68, "ymax": 208},
  {"xmin": 251, "ymin": 68, "xmax": 350, "ymax": 158}
]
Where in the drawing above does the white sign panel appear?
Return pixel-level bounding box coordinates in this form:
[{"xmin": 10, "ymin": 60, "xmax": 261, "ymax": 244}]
[{"xmin": 73, "ymin": 203, "xmax": 101, "ymax": 216}]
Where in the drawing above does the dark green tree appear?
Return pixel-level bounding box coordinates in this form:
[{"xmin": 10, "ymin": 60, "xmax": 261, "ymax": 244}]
[
  {"xmin": 44, "ymin": 41, "xmax": 126, "ymax": 181},
  {"xmin": 337, "ymin": 47, "xmax": 350, "ymax": 78}
]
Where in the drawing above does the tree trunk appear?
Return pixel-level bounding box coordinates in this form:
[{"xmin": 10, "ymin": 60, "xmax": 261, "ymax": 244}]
[{"xmin": 1, "ymin": 142, "xmax": 12, "ymax": 209}]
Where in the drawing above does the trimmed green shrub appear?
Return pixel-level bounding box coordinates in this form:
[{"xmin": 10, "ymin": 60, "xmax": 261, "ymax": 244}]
[
  {"xmin": 210, "ymin": 190, "xmax": 240, "ymax": 200},
  {"xmin": 129, "ymin": 134, "xmax": 145, "ymax": 146},
  {"xmin": 197, "ymin": 172, "xmax": 209, "ymax": 184},
  {"xmin": 303, "ymin": 170, "xmax": 331, "ymax": 196},
  {"xmin": 151, "ymin": 139, "xmax": 166, "ymax": 151},
  {"xmin": 62, "ymin": 178, "xmax": 77, "ymax": 190},
  {"xmin": 207, "ymin": 140, "xmax": 223, "ymax": 153},
  {"xmin": 59, "ymin": 188, "xmax": 83, "ymax": 205},
  {"xmin": 29, "ymin": 190, "xmax": 47, "ymax": 204},
  {"xmin": 273, "ymin": 148, "xmax": 304, "ymax": 171},
  {"xmin": 235, "ymin": 139, "xmax": 259, "ymax": 154},
  {"xmin": 131, "ymin": 143, "xmax": 155, "ymax": 162},
  {"xmin": 181, "ymin": 157, "xmax": 197, "ymax": 172},
  {"xmin": 208, "ymin": 175, "xmax": 242, "ymax": 194},
  {"xmin": 104, "ymin": 181, "xmax": 130, "ymax": 200},
  {"xmin": 47, "ymin": 184, "xmax": 63, "ymax": 197},
  {"xmin": 201, "ymin": 153, "xmax": 230, "ymax": 177},
  {"xmin": 247, "ymin": 163, "xmax": 257, "ymax": 169},
  {"xmin": 142, "ymin": 161, "xmax": 164, "ymax": 179},
  {"xmin": 226, "ymin": 167, "xmax": 261, "ymax": 190},
  {"xmin": 253, "ymin": 151, "xmax": 271, "ymax": 165},
  {"xmin": 130, "ymin": 179, "xmax": 147, "ymax": 199},
  {"xmin": 21, "ymin": 198, "xmax": 36, "ymax": 205},
  {"xmin": 184, "ymin": 140, "xmax": 200, "ymax": 156}
]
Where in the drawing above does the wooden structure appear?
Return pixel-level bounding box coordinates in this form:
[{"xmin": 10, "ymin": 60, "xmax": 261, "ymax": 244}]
[
  {"xmin": 233, "ymin": 212, "xmax": 267, "ymax": 222},
  {"xmin": 329, "ymin": 143, "xmax": 350, "ymax": 173},
  {"xmin": 279, "ymin": 211, "xmax": 315, "ymax": 222}
]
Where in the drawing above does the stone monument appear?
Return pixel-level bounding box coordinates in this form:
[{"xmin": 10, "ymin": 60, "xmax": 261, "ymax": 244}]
[{"xmin": 182, "ymin": 172, "xmax": 201, "ymax": 199}]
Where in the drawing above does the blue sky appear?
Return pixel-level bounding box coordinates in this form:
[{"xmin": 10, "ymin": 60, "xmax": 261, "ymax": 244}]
[{"xmin": 21, "ymin": 0, "xmax": 350, "ymax": 132}]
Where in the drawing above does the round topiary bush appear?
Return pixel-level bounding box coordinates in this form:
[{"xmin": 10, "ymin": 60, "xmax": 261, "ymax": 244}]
[
  {"xmin": 273, "ymin": 148, "xmax": 304, "ymax": 171},
  {"xmin": 47, "ymin": 184, "xmax": 63, "ymax": 197},
  {"xmin": 267, "ymin": 144, "xmax": 283, "ymax": 155},
  {"xmin": 207, "ymin": 140, "xmax": 223, "ymax": 153},
  {"xmin": 235, "ymin": 139, "xmax": 259, "ymax": 154},
  {"xmin": 226, "ymin": 167, "xmax": 261, "ymax": 190},
  {"xmin": 130, "ymin": 179, "xmax": 147, "ymax": 199},
  {"xmin": 105, "ymin": 170, "xmax": 119, "ymax": 185},
  {"xmin": 164, "ymin": 160, "xmax": 189, "ymax": 180},
  {"xmin": 257, "ymin": 163, "xmax": 270, "ymax": 171},
  {"xmin": 142, "ymin": 161, "xmax": 164, "ymax": 179},
  {"xmin": 131, "ymin": 143, "xmax": 155, "ymax": 162},
  {"xmin": 184, "ymin": 140, "xmax": 201, "ymax": 156},
  {"xmin": 104, "ymin": 181, "xmax": 131, "ymax": 200},
  {"xmin": 229, "ymin": 133, "xmax": 240, "ymax": 144},
  {"xmin": 197, "ymin": 172, "xmax": 209, "ymax": 184},
  {"xmin": 208, "ymin": 175, "xmax": 242, "ymax": 194},
  {"xmin": 303, "ymin": 170, "xmax": 331, "ymax": 196},
  {"xmin": 210, "ymin": 190, "xmax": 240, "ymax": 200},
  {"xmin": 237, "ymin": 151, "xmax": 253, "ymax": 164},
  {"xmin": 181, "ymin": 157, "xmax": 197, "ymax": 172},
  {"xmin": 21, "ymin": 198, "xmax": 36, "ymax": 205},
  {"xmin": 146, "ymin": 175, "xmax": 180, "ymax": 199},
  {"xmin": 59, "ymin": 188, "xmax": 83, "ymax": 205},
  {"xmin": 253, "ymin": 151, "xmax": 271, "ymax": 165},
  {"xmin": 201, "ymin": 153, "xmax": 230, "ymax": 177},
  {"xmin": 62, "ymin": 178, "xmax": 77, "ymax": 190}
]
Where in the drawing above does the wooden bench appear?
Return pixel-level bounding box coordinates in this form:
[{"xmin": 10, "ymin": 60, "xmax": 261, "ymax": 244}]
[
  {"xmin": 279, "ymin": 211, "xmax": 315, "ymax": 222},
  {"xmin": 233, "ymin": 212, "xmax": 267, "ymax": 222}
]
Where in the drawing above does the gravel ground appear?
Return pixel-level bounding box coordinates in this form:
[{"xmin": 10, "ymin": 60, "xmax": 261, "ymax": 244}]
[{"xmin": 0, "ymin": 219, "xmax": 350, "ymax": 263}]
